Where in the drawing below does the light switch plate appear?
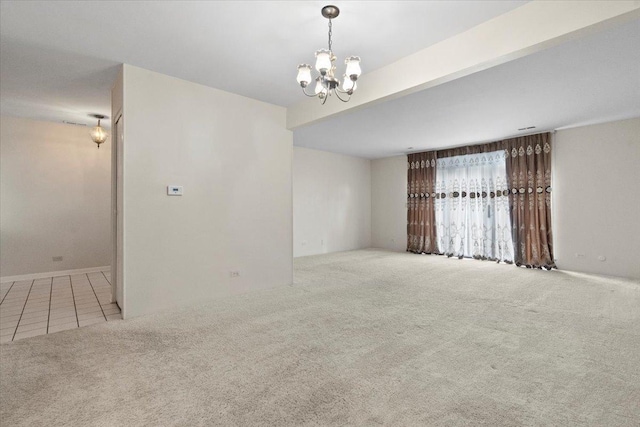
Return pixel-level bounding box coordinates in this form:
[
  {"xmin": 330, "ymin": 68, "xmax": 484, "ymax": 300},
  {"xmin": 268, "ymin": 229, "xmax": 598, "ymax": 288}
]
[{"xmin": 167, "ymin": 185, "xmax": 183, "ymax": 196}]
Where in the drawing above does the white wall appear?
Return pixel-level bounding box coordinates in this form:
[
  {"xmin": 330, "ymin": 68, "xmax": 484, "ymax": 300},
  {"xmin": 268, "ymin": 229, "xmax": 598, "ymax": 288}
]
[
  {"xmin": 371, "ymin": 155, "xmax": 407, "ymax": 252},
  {"xmin": 0, "ymin": 116, "xmax": 111, "ymax": 277},
  {"xmin": 111, "ymin": 67, "xmax": 124, "ymax": 307},
  {"xmin": 293, "ymin": 147, "xmax": 371, "ymax": 257},
  {"xmin": 554, "ymin": 117, "xmax": 640, "ymax": 279},
  {"xmin": 120, "ymin": 65, "xmax": 293, "ymax": 318}
]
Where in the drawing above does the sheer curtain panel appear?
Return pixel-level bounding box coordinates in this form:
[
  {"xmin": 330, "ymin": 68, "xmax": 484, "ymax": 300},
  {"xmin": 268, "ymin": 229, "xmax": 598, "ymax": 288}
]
[{"xmin": 435, "ymin": 151, "xmax": 514, "ymax": 262}]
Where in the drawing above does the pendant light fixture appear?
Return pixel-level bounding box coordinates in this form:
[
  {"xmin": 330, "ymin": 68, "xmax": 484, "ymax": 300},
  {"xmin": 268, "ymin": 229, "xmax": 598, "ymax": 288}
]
[
  {"xmin": 89, "ymin": 114, "xmax": 108, "ymax": 148},
  {"xmin": 296, "ymin": 5, "xmax": 362, "ymax": 104}
]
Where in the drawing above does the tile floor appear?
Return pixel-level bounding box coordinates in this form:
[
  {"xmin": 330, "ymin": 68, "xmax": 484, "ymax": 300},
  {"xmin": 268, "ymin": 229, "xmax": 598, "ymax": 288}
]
[{"xmin": 0, "ymin": 270, "xmax": 120, "ymax": 343}]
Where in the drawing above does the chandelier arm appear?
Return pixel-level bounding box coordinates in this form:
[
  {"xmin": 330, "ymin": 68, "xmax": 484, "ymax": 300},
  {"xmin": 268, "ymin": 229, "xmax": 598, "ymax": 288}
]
[
  {"xmin": 334, "ymin": 90, "xmax": 351, "ymax": 103},
  {"xmin": 321, "ymin": 93, "xmax": 329, "ymax": 105},
  {"xmin": 301, "ymin": 86, "xmax": 318, "ymax": 98}
]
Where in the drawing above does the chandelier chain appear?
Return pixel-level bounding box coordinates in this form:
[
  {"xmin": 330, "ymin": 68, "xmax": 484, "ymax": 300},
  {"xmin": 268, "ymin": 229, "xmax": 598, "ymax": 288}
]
[{"xmin": 328, "ymin": 19, "xmax": 332, "ymax": 52}]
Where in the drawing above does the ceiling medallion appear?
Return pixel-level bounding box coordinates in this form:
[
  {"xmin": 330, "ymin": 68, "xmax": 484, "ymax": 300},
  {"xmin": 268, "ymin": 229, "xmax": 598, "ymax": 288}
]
[{"xmin": 296, "ymin": 5, "xmax": 362, "ymax": 104}]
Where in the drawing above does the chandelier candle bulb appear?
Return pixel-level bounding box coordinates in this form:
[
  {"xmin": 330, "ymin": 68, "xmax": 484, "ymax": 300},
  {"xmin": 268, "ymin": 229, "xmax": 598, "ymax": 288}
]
[
  {"xmin": 296, "ymin": 64, "xmax": 312, "ymax": 87},
  {"xmin": 315, "ymin": 50, "xmax": 332, "ymax": 74},
  {"xmin": 342, "ymin": 77, "xmax": 356, "ymax": 92},
  {"xmin": 345, "ymin": 56, "xmax": 361, "ymax": 79},
  {"xmin": 315, "ymin": 79, "xmax": 327, "ymax": 97},
  {"xmin": 296, "ymin": 5, "xmax": 362, "ymax": 104}
]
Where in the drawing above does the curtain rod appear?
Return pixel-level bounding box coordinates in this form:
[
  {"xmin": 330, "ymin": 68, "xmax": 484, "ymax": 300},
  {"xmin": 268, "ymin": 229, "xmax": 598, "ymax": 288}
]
[
  {"xmin": 515, "ymin": 129, "xmax": 557, "ymax": 138},
  {"xmin": 406, "ymin": 129, "xmax": 557, "ymax": 155}
]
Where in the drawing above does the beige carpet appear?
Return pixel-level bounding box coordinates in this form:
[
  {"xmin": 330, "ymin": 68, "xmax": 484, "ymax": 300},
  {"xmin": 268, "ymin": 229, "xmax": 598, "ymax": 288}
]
[{"xmin": 1, "ymin": 249, "xmax": 639, "ymax": 426}]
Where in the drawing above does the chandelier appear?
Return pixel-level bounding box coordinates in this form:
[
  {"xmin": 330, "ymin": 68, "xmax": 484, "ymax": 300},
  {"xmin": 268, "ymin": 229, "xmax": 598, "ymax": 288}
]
[
  {"xmin": 296, "ymin": 5, "xmax": 361, "ymax": 104},
  {"xmin": 89, "ymin": 114, "xmax": 108, "ymax": 148}
]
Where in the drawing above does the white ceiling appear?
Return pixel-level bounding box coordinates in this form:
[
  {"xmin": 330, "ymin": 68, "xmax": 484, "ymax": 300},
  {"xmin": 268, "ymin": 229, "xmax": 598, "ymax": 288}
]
[
  {"xmin": 294, "ymin": 19, "xmax": 640, "ymax": 158},
  {"xmin": 0, "ymin": 0, "xmax": 526, "ymax": 126},
  {"xmin": 1, "ymin": 1, "xmax": 638, "ymax": 159}
]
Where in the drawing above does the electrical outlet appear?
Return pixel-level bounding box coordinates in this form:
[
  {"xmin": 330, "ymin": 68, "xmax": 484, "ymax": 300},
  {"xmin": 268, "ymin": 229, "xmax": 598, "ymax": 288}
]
[
  {"xmin": 230, "ymin": 271, "xmax": 240, "ymax": 278},
  {"xmin": 598, "ymin": 255, "xmax": 606, "ymax": 262},
  {"xmin": 52, "ymin": 256, "xmax": 63, "ymax": 262}
]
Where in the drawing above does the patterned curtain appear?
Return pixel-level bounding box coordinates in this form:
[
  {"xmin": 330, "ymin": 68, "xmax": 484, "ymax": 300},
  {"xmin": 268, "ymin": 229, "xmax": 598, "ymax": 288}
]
[
  {"xmin": 503, "ymin": 134, "xmax": 555, "ymax": 269},
  {"xmin": 408, "ymin": 132, "xmax": 555, "ymax": 269},
  {"xmin": 407, "ymin": 152, "xmax": 438, "ymax": 253},
  {"xmin": 435, "ymin": 151, "xmax": 514, "ymax": 262}
]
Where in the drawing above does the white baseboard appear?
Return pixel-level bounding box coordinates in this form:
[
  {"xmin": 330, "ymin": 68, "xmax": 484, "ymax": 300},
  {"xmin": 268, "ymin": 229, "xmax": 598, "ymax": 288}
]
[{"xmin": 1, "ymin": 266, "xmax": 111, "ymax": 283}]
